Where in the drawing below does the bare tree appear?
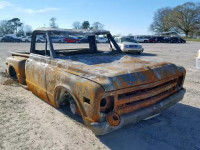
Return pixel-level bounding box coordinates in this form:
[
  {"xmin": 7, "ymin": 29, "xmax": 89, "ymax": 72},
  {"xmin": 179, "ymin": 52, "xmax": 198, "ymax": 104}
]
[
  {"xmin": 24, "ymin": 25, "xmax": 32, "ymax": 35},
  {"xmin": 169, "ymin": 2, "xmax": 200, "ymax": 37},
  {"xmin": 92, "ymin": 22, "xmax": 104, "ymax": 30},
  {"xmin": 150, "ymin": 7, "xmax": 172, "ymax": 33},
  {"xmin": 72, "ymin": 21, "xmax": 81, "ymax": 29},
  {"xmin": 49, "ymin": 17, "xmax": 58, "ymax": 28},
  {"xmin": 0, "ymin": 20, "xmax": 9, "ymax": 35}
]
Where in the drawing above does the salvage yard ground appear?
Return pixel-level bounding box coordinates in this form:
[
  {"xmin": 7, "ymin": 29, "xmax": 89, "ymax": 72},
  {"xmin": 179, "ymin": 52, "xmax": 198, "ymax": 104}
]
[{"xmin": 0, "ymin": 42, "xmax": 200, "ymax": 150}]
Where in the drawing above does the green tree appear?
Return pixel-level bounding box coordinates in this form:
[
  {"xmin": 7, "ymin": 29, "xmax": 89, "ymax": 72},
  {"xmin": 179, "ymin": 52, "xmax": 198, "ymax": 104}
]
[
  {"xmin": 6, "ymin": 18, "xmax": 22, "ymax": 34},
  {"xmin": 82, "ymin": 21, "xmax": 90, "ymax": 29},
  {"xmin": 49, "ymin": 17, "xmax": 58, "ymax": 28}
]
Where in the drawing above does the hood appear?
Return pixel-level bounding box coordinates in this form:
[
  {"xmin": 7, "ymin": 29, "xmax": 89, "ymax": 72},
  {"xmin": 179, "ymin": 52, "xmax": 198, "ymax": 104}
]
[
  {"xmin": 121, "ymin": 42, "xmax": 138, "ymax": 45},
  {"xmin": 56, "ymin": 54, "xmax": 184, "ymax": 92}
]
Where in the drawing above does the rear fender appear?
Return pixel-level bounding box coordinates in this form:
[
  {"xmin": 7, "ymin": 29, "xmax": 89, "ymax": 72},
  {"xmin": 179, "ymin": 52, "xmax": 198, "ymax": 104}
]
[{"xmin": 6, "ymin": 56, "xmax": 27, "ymax": 85}]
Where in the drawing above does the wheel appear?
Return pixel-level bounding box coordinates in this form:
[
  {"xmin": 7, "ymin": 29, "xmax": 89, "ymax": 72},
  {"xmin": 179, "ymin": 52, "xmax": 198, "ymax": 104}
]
[{"xmin": 57, "ymin": 90, "xmax": 80, "ymax": 115}]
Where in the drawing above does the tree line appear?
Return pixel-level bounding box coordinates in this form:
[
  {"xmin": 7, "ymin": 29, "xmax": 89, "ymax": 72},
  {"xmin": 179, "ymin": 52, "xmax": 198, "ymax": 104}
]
[
  {"xmin": 0, "ymin": 17, "xmax": 105, "ymax": 37},
  {"xmin": 50, "ymin": 19, "xmax": 105, "ymax": 30},
  {"xmin": 72, "ymin": 21, "xmax": 104, "ymax": 30},
  {"xmin": 150, "ymin": 2, "xmax": 200, "ymax": 38}
]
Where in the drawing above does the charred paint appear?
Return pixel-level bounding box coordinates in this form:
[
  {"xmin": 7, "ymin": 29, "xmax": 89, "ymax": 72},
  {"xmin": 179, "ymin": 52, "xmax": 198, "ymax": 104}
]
[{"xmin": 6, "ymin": 28, "xmax": 186, "ymax": 135}]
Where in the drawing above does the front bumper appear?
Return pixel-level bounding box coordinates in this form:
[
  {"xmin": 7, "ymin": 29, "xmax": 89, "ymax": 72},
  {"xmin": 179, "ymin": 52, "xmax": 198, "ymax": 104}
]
[
  {"xmin": 123, "ymin": 48, "xmax": 143, "ymax": 53},
  {"xmin": 90, "ymin": 88, "xmax": 186, "ymax": 135},
  {"xmin": 196, "ymin": 57, "xmax": 200, "ymax": 70}
]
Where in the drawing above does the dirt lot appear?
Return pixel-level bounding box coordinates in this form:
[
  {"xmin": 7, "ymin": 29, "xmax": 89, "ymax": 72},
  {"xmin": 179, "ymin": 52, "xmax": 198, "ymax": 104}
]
[{"xmin": 0, "ymin": 42, "xmax": 200, "ymax": 150}]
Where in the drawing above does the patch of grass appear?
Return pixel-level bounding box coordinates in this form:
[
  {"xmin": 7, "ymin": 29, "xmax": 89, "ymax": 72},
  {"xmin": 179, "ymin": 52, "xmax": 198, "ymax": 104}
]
[{"xmin": 185, "ymin": 38, "xmax": 200, "ymax": 42}]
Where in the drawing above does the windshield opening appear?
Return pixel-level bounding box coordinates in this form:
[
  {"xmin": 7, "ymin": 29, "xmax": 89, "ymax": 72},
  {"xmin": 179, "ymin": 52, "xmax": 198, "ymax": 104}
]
[
  {"xmin": 49, "ymin": 31, "xmax": 120, "ymax": 57},
  {"xmin": 115, "ymin": 37, "xmax": 137, "ymax": 43}
]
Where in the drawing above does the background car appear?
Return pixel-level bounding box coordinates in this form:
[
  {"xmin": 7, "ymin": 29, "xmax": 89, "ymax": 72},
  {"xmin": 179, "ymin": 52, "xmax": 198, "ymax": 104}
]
[
  {"xmin": 149, "ymin": 36, "xmax": 170, "ymax": 43},
  {"xmin": 64, "ymin": 36, "xmax": 79, "ymax": 43},
  {"xmin": 115, "ymin": 36, "xmax": 144, "ymax": 54},
  {"xmin": 1, "ymin": 35, "xmax": 21, "ymax": 42},
  {"xmin": 196, "ymin": 49, "xmax": 200, "ymax": 70},
  {"xmin": 21, "ymin": 36, "xmax": 31, "ymax": 42},
  {"xmin": 51, "ymin": 36, "xmax": 65, "ymax": 43},
  {"xmin": 134, "ymin": 36, "xmax": 149, "ymax": 43},
  {"xmin": 96, "ymin": 37, "xmax": 108, "ymax": 43},
  {"xmin": 169, "ymin": 37, "xmax": 186, "ymax": 43},
  {"xmin": 78, "ymin": 37, "xmax": 89, "ymax": 43},
  {"xmin": 36, "ymin": 36, "xmax": 45, "ymax": 43}
]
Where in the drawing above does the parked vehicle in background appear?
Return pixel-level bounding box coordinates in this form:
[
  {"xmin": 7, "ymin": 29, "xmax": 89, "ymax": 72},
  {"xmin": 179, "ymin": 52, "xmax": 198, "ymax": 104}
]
[
  {"xmin": 36, "ymin": 36, "xmax": 45, "ymax": 43},
  {"xmin": 1, "ymin": 35, "xmax": 21, "ymax": 42},
  {"xmin": 0, "ymin": 36, "xmax": 3, "ymax": 42},
  {"xmin": 196, "ymin": 49, "xmax": 200, "ymax": 70},
  {"xmin": 78, "ymin": 36, "xmax": 89, "ymax": 43},
  {"xmin": 115, "ymin": 36, "xmax": 144, "ymax": 54},
  {"xmin": 51, "ymin": 36, "xmax": 65, "ymax": 43},
  {"xmin": 64, "ymin": 36, "xmax": 79, "ymax": 43},
  {"xmin": 134, "ymin": 36, "xmax": 149, "ymax": 43},
  {"xmin": 21, "ymin": 36, "xmax": 31, "ymax": 42},
  {"xmin": 96, "ymin": 37, "xmax": 108, "ymax": 43},
  {"xmin": 149, "ymin": 37, "xmax": 170, "ymax": 43},
  {"xmin": 169, "ymin": 37, "xmax": 186, "ymax": 43}
]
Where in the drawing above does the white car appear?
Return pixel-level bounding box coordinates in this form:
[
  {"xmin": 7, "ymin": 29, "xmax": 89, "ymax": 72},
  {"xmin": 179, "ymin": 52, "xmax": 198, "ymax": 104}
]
[
  {"xmin": 115, "ymin": 36, "xmax": 144, "ymax": 54},
  {"xmin": 96, "ymin": 37, "xmax": 108, "ymax": 43},
  {"xmin": 36, "ymin": 36, "xmax": 45, "ymax": 43},
  {"xmin": 134, "ymin": 37, "xmax": 149, "ymax": 43},
  {"xmin": 196, "ymin": 49, "xmax": 200, "ymax": 70},
  {"xmin": 21, "ymin": 36, "xmax": 31, "ymax": 42}
]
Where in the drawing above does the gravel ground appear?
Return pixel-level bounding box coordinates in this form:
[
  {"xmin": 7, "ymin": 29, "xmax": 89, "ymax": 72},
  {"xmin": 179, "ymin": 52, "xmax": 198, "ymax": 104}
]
[{"xmin": 0, "ymin": 42, "xmax": 200, "ymax": 150}]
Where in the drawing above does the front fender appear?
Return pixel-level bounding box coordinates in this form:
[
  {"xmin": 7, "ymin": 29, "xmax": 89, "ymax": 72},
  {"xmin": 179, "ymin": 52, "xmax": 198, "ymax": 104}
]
[{"xmin": 52, "ymin": 74, "xmax": 105, "ymax": 125}]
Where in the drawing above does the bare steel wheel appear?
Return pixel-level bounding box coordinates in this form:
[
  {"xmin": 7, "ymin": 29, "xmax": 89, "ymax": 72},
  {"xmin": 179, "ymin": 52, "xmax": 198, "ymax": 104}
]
[
  {"xmin": 57, "ymin": 90, "xmax": 80, "ymax": 115},
  {"xmin": 69, "ymin": 100, "xmax": 77, "ymax": 114}
]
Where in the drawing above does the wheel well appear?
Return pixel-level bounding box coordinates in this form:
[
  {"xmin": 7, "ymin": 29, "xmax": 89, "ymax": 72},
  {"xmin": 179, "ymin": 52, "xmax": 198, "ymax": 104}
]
[
  {"xmin": 9, "ymin": 66, "xmax": 17, "ymax": 79},
  {"xmin": 55, "ymin": 87, "xmax": 84, "ymax": 123},
  {"xmin": 55, "ymin": 87, "xmax": 75, "ymax": 108}
]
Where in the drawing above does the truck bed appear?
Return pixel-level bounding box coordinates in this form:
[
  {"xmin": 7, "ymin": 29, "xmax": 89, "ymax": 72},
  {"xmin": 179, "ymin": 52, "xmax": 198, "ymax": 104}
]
[{"xmin": 10, "ymin": 52, "xmax": 30, "ymax": 58}]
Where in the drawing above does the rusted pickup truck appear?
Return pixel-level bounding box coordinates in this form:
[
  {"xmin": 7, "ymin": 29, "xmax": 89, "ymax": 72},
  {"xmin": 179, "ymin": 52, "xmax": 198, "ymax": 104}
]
[{"xmin": 6, "ymin": 28, "xmax": 186, "ymax": 135}]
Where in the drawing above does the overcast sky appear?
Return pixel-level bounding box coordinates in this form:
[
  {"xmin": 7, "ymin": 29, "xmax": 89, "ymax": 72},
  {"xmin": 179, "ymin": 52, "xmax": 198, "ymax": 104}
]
[{"xmin": 0, "ymin": 0, "xmax": 199, "ymax": 35}]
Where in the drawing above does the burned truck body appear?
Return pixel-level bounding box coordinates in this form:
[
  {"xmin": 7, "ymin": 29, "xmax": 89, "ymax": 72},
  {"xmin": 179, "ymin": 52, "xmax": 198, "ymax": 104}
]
[{"xmin": 6, "ymin": 28, "xmax": 186, "ymax": 135}]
